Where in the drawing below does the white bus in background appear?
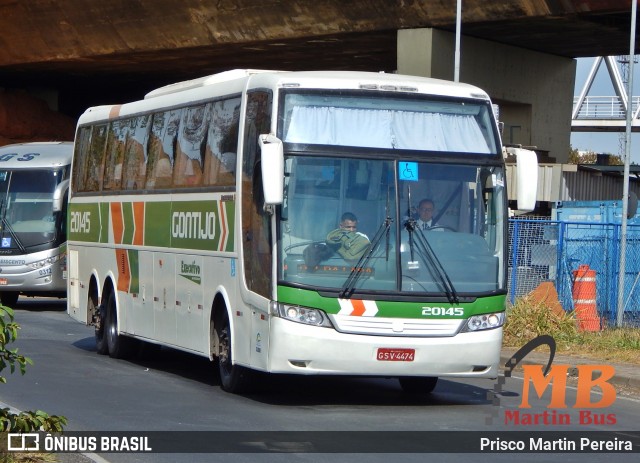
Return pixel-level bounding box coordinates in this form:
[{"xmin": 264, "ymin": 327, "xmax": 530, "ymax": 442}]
[
  {"xmin": 67, "ymin": 70, "xmax": 536, "ymax": 394},
  {"xmin": 0, "ymin": 142, "xmax": 73, "ymax": 307}
]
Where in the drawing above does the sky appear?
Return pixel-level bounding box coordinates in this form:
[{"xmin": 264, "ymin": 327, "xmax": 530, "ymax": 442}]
[{"xmin": 570, "ymin": 56, "xmax": 640, "ymax": 163}]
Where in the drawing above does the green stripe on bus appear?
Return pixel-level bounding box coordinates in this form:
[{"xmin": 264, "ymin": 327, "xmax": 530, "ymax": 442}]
[
  {"xmin": 223, "ymin": 200, "xmax": 235, "ymax": 252},
  {"xmin": 128, "ymin": 249, "xmax": 139, "ymax": 294},
  {"xmin": 276, "ymin": 285, "xmax": 505, "ymax": 318},
  {"xmin": 99, "ymin": 202, "xmax": 110, "ymax": 243},
  {"xmin": 71, "ymin": 200, "xmax": 235, "ymax": 252},
  {"xmin": 122, "ymin": 202, "xmax": 135, "ymax": 245}
]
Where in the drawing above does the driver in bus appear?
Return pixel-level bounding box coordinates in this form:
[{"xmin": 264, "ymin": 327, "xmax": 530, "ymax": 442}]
[
  {"xmin": 415, "ymin": 199, "xmax": 440, "ymax": 230},
  {"xmin": 326, "ymin": 212, "xmax": 370, "ymax": 261}
]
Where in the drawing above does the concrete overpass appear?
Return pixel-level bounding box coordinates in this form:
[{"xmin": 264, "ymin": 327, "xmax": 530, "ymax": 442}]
[{"xmin": 0, "ymin": 0, "xmax": 638, "ymax": 160}]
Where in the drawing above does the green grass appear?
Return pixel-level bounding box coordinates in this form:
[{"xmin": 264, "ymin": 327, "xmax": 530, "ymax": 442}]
[
  {"xmin": 503, "ymin": 297, "xmax": 640, "ymax": 365},
  {"xmin": 0, "ymin": 450, "xmax": 57, "ymax": 463}
]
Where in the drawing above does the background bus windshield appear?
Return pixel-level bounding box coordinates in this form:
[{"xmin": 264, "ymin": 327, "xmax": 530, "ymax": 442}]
[{"xmin": 0, "ymin": 169, "xmax": 64, "ymax": 250}]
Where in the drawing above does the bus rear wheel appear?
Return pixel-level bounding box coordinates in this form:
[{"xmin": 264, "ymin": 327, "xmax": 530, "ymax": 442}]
[
  {"xmin": 92, "ymin": 295, "xmax": 108, "ymax": 355},
  {"xmin": 105, "ymin": 292, "xmax": 136, "ymax": 359},
  {"xmin": 0, "ymin": 291, "xmax": 19, "ymax": 307},
  {"xmin": 216, "ymin": 310, "xmax": 252, "ymax": 393},
  {"xmin": 399, "ymin": 376, "xmax": 438, "ymax": 394}
]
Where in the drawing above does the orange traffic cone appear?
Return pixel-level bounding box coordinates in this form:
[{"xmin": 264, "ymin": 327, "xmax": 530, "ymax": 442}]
[{"xmin": 572, "ymin": 265, "xmax": 601, "ymax": 331}]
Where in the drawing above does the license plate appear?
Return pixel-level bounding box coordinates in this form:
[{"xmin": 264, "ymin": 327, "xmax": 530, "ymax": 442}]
[
  {"xmin": 0, "ymin": 278, "xmax": 7, "ymax": 285},
  {"xmin": 376, "ymin": 348, "xmax": 415, "ymax": 362}
]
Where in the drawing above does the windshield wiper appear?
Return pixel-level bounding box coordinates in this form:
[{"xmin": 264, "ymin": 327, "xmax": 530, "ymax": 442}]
[
  {"xmin": 339, "ymin": 215, "xmax": 393, "ymax": 299},
  {"xmin": 404, "ymin": 216, "xmax": 459, "ymax": 305}
]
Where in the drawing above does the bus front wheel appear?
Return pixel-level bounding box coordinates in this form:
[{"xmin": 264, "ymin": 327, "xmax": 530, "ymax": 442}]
[
  {"xmin": 399, "ymin": 376, "xmax": 438, "ymax": 394},
  {"xmin": 216, "ymin": 310, "xmax": 252, "ymax": 393}
]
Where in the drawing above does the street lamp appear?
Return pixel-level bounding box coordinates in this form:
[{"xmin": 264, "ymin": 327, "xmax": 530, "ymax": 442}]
[
  {"xmin": 454, "ymin": 0, "xmax": 462, "ymax": 82},
  {"xmin": 616, "ymin": 0, "xmax": 637, "ymax": 327}
]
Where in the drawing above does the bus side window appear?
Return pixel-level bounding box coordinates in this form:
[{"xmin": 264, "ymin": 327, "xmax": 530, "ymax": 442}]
[
  {"xmin": 82, "ymin": 124, "xmax": 107, "ymax": 192},
  {"xmin": 71, "ymin": 127, "xmax": 91, "ymax": 194},
  {"xmin": 103, "ymin": 119, "xmax": 128, "ymax": 191},
  {"xmin": 121, "ymin": 115, "xmax": 150, "ymax": 191},
  {"xmin": 204, "ymin": 97, "xmax": 240, "ymax": 187},
  {"xmin": 146, "ymin": 109, "xmax": 181, "ymax": 189},
  {"xmin": 173, "ymin": 104, "xmax": 209, "ymax": 188},
  {"xmin": 242, "ymin": 90, "xmax": 272, "ymax": 298}
]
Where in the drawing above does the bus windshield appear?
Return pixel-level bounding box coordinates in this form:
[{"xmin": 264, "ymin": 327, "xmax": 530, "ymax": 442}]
[
  {"xmin": 0, "ymin": 169, "xmax": 65, "ymax": 250},
  {"xmin": 278, "ymin": 156, "xmax": 506, "ymax": 296}
]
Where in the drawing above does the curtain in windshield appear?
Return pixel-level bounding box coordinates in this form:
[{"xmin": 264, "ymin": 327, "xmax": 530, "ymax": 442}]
[{"xmin": 285, "ymin": 106, "xmax": 491, "ymax": 153}]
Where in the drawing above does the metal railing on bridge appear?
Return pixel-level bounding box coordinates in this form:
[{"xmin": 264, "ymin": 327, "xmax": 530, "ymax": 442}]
[{"xmin": 573, "ymin": 95, "xmax": 640, "ymax": 120}]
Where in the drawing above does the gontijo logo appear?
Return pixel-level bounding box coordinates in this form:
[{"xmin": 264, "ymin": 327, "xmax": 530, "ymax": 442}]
[{"xmin": 171, "ymin": 211, "xmax": 216, "ymax": 240}]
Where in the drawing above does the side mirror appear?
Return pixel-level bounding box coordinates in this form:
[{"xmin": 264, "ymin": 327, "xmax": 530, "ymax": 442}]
[
  {"xmin": 52, "ymin": 179, "xmax": 69, "ymax": 213},
  {"xmin": 259, "ymin": 134, "xmax": 284, "ymax": 205},
  {"xmin": 511, "ymin": 147, "xmax": 538, "ymax": 212}
]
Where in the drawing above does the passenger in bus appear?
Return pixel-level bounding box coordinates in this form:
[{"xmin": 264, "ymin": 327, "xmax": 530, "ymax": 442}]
[{"xmin": 326, "ymin": 212, "xmax": 370, "ymax": 261}]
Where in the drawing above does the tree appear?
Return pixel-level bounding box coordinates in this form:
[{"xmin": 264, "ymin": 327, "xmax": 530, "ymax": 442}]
[
  {"xmin": 568, "ymin": 145, "xmax": 625, "ymax": 165},
  {"xmin": 0, "ymin": 305, "xmax": 67, "ymax": 432},
  {"xmin": 568, "ymin": 146, "xmax": 597, "ymax": 164}
]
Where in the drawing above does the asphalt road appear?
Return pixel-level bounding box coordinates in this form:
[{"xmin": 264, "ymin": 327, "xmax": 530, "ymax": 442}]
[{"xmin": 1, "ymin": 298, "xmax": 639, "ymax": 463}]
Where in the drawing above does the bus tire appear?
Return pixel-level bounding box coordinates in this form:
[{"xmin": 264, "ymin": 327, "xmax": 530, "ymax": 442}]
[
  {"xmin": 216, "ymin": 309, "xmax": 252, "ymax": 393},
  {"xmin": 398, "ymin": 376, "xmax": 438, "ymax": 394},
  {"xmin": 93, "ymin": 296, "xmax": 108, "ymax": 355},
  {"xmin": 105, "ymin": 292, "xmax": 136, "ymax": 359},
  {"xmin": 0, "ymin": 291, "xmax": 19, "ymax": 307}
]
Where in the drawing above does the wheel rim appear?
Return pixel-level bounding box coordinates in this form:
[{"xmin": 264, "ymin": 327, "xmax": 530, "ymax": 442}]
[
  {"xmin": 107, "ymin": 302, "xmax": 117, "ymax": 347},
  {"xmin": 218, "ymin": 319, "xmax": 232, "ymax": 377}
]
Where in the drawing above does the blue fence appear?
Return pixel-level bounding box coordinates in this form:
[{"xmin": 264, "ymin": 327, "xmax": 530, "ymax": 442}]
[{"xmin": 508, "ymin": 218, "xmax": 640, "ymax": 328}]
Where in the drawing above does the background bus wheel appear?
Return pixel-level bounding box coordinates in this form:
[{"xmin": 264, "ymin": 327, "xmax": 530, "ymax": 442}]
[
  {"xmin": 398, "ymin": 376, "xmax": 438, "ymax": 394},
  {"xmin": 105, "ymin": 292, "xmax": 136, "ymax": 359},
  {"xmin": 0, "ymin": 292, "xmax": 19, "ymax": 307},
  {"xmin": 93, "ymin": 297, "xmax": 108, "ymax": 355},
  {"xmin": 216, "ymin": 310, "xmax": 252, "ymax": 393}
]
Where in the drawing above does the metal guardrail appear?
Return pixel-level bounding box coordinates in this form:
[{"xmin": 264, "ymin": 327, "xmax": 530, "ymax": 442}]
[{"xmin": 573, "ymin": 95, "xmax": 640, "ymax": 119}]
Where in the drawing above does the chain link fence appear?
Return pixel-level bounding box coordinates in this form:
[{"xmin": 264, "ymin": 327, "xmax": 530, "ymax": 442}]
[{"xmin": 508, "ymin": 217, "xmax": 640, "ymax": 328}]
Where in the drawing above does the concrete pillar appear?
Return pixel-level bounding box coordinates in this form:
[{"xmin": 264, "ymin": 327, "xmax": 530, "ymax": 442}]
[{"xmin": 398, "ymin": 28, "xmax": 576, "ymax": 163}]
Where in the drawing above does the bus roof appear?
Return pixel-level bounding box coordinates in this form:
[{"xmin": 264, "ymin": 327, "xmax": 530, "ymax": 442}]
[
  {"xmin": 77, "ymin": 69, "xmax": 492, "ymax": 125},
  {"xmin": 0, "ymin": 141, "xmax": 73, "ymax": 168}
]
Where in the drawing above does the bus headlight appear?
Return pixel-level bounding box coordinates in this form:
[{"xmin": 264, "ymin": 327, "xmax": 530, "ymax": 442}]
[
  {"xmin": 271, "ymin": 302, "xmax": 333, "ymax": 328},
  {"xmin": 460, "ymin": 312, "xmax": 505, "ymax": 332},
  {"xmin": 27, "ymin": 254, "xmax": 62, "ymax": 270}
]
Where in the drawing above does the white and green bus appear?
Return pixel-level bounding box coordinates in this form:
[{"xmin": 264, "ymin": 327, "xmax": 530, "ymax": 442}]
[
  {"xmin": 67, "ymin": 69, "xmax": 536, "ymax": 393},
  {"xmin": 0, "ymin": 142, "xmax": 73, "ymax": 307}
]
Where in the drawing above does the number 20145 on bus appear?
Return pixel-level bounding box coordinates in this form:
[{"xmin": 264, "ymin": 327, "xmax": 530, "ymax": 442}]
[{"xmin": 70, "ymin": 211, "xmax": 91, "ymax": 234}]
